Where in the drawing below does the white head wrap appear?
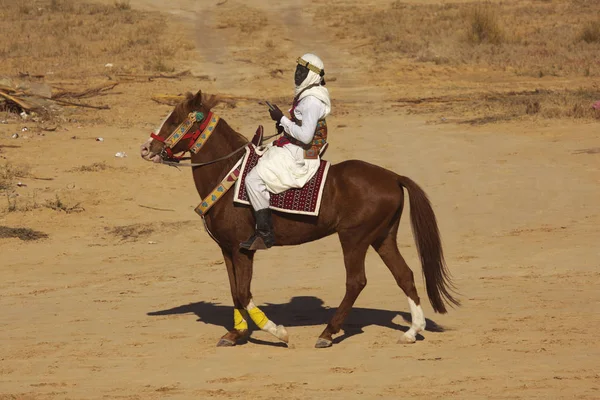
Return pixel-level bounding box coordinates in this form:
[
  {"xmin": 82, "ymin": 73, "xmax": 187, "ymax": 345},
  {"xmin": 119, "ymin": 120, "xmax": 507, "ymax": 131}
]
[{"xmin": 294, "ymin": 53, "xmax": 331, "ymax": 118}]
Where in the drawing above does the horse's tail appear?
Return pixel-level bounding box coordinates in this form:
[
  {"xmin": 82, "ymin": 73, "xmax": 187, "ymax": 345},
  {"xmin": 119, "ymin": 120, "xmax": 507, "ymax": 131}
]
[{"xmin": 397, "ymin": 176, "xmax": 460, "ymax": 313}]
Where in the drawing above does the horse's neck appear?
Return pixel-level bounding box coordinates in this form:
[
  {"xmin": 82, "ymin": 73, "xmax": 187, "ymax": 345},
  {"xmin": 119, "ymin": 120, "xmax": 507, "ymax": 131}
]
[{"xmin": 190, "ymin": 119, "xmax": 247, "ymax": 200}]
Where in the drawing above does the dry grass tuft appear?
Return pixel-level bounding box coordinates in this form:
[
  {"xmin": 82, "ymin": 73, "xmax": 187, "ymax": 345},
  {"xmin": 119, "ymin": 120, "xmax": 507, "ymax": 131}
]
[
  {"xmin": 44, "ymin": 194, "xmax": 84, "ymax": 213},
  {"xmin": 106, "ymin": 221, "xmax": 183, "ymax": 242},
  {"xmin": 69, "ymin": 162, "xmax": 111, "ymax": 173},
  {"xmin": 420, "ymin": 88, "xmax": 600, "ymax": 125},
  {"xmin": 464, "ymin": 5, "xmax": 504, "ymax": 45},
  {"xmin": 578, "ymin": 21, "xmax": 600, "ymax": 43},
  {"xmin": 0, "ymin": 226, "xmax": 48, "ymax": 241},
  {"xmin": 114, "ymin": 0, "xmax": 131, "ymax": 11},
  {"xmin": 108, "ymin": 223, "xmax": 155, "ymax": 242}
]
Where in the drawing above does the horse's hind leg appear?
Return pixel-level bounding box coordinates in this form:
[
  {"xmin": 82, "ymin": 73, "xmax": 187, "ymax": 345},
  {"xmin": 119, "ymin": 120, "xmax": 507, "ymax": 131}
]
[
  {"xmin": 316, "ymin": 236, "xmax": 369, "ymax": 348},
  {"xmin": 372, "ymin": 233, "xmax": 426, "ymax": 344}
]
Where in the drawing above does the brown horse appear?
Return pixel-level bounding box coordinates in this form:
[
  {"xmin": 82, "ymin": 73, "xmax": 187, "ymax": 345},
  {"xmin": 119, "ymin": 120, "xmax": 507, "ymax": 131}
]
[{"xmin": 140, "ymin": 90, "xmax": 459, "ymax": 348}]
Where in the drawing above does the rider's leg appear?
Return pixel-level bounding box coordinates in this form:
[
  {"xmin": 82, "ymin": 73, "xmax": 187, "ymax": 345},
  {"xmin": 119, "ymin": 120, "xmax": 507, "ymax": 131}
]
[{"xmin": 240, "ymin": 168, "xmax": 275, "ymax": 250}]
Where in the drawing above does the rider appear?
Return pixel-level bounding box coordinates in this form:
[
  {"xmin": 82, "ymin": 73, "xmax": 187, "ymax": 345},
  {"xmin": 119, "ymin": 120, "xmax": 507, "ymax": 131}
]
[{"xmin": 240, "ymin": 53, "xmax": 331, "ymax": 250}]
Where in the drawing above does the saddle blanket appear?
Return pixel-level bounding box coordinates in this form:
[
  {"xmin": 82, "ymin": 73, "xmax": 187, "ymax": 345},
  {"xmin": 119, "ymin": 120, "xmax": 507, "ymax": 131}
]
[{"xmin": 233, "ymin": 145, "xmax": 330, "ymax": 216}]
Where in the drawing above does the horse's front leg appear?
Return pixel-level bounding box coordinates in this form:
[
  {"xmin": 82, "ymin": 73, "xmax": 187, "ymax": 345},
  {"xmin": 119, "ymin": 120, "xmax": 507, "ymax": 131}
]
[
  {"xmin": 216, "ymin": 249, "xmax": 250, "ymax": 347},
  {"xmin": 235, "ymin": 249, "xmax": 289, "ymax": 344}
]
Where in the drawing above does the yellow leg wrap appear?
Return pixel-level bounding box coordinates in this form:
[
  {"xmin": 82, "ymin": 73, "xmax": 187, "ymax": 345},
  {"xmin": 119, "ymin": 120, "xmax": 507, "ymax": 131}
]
[
  {"xmin": 248, "ymin": 306, "xmax": 270, "ymax": 329},
  {"xmin": 233, "ymin": 309, "xmax": 248, "ymax": 331}
]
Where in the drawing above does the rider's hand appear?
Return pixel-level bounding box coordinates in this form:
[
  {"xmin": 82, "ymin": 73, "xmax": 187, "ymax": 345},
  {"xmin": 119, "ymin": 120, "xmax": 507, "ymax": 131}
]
[
  {"xmin": 275, "ymin": 122, "xmax": 284, "ymax": 135},
  {"xmin": 269, "ymin": 104, "xmax": 284, "ymax": 122}
]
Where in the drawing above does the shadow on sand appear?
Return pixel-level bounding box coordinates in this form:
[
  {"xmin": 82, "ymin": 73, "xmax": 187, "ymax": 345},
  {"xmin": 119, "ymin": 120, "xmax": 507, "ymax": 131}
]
[{"xmin": 148, "ymin": 296, "xmax": 446, "ymax": 346}]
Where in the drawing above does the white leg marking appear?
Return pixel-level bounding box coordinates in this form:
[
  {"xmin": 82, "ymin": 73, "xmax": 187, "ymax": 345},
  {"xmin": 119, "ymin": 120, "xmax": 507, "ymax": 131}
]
[
  {"xmin": 402, "ymin": 298, "xmax": 426, "ymax": 343},
  {"xmin": 246, "ymin": 299, "xmax": 288, "ymax": 342}
]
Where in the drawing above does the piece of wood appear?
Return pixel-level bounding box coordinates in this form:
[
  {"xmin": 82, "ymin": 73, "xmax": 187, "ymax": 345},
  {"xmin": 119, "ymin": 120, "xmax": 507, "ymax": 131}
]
[
  {"xmin": 138, "ymin": 204, "xmax": 175, "ymax": 212},
  {"xmin": 52, "ymin": 82, "xmax": 119, "ymax": 100},
  {"xmin": 52, "ymin": 98, "xmax": 109, "ymax": 110},
  {"xmin": 0, "ymin": 91, "xmax": 36, "ymax": 110},
  {"xmin": 116, "ymin": 70, "xmax": 197, "ymax": 82},
  {"xmin": 18, "ymin": 72, "xmax": 45, "ymax": 79},
  {"xmin": 151, "ymin": 95, "xmax": 185, "ymax": 106},
  {"xmin": 0, "ymin": 85, "xmax": 17, "ymax": 94}
]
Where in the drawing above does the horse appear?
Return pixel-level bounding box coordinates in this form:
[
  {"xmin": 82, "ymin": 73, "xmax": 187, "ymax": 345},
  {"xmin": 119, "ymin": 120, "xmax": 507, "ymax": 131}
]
[{"xmin": 140, "ymin": 90, "xmax": 459, "ymax": 348}]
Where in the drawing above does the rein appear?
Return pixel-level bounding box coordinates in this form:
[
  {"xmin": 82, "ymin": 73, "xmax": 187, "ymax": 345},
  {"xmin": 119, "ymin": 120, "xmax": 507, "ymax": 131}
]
[{"xmin": 161, "ymin": 143, "xmax": 249, "ymax": 168}]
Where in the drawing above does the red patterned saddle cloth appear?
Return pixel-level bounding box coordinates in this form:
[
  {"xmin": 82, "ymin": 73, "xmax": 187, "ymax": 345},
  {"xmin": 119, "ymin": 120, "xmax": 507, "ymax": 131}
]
[{"xmin": 233, "ymin": 145, "xmax": 330, "ymax": 216}]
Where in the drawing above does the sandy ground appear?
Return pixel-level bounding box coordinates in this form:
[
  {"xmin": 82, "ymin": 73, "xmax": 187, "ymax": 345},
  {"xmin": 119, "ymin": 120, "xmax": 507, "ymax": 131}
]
[{"xmin": 1, "ymin": 0, "xmax": 600, "ymax": 399}]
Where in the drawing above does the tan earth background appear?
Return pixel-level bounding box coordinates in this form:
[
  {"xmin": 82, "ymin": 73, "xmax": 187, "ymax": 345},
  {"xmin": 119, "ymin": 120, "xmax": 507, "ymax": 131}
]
[{"xmin": 1, "ymin": 0, "xmax": 599, "ymax": 399}]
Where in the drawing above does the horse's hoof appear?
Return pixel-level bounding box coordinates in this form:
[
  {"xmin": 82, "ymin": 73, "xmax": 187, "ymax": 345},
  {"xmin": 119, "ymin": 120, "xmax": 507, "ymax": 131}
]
[
  {"xmin": 216, "ymin": 338, "xmax": 236, "ymax": 347},
  {"xmin": 276, "ymin": 325, "xmax": 289, "ymax": 343},
  {"xmin": 315, "ymin": 338, "xmax": 333, "ymax": 348},
  {"xmin": 397, "ymin": 333, "xmax": 416, "ymax": 344}
]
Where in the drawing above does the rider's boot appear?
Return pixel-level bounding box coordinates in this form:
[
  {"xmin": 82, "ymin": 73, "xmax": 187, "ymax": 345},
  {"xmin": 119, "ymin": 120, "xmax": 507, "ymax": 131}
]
[{"xmin": 240, "ymin": 208, "xmax": 275, "ymax": 250}]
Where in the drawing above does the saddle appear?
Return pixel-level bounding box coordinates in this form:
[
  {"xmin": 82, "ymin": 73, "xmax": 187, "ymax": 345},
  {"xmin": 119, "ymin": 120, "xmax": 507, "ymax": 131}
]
[{"xmin": 194, "ymin": 126, "xmax": 330, "ymax": 217}]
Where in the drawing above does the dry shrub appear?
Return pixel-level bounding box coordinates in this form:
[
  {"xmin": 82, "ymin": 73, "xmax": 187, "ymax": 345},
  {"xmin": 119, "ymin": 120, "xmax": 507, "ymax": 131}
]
[
  {"xmin": 0, "ymin": 163, "xmax": 30, "ymax": 191},
  {"xmin": 114, "ymin": 0, "xmax": 131, "ymax": 11},
  {"xmin": 0, "ymin": 0, "xmax": 192, "ymax": 77},
  {"xmin": 464, "ymin": 5, "xmax": 504, "ymax": 45},
  {"xmin": 319, "ymin": 1, "xmax": 600, "ymax": 77},
  {"xmin": 579, "ymin": 21, "xmax": 600, "ymax": 43},
  {"xmin": 44, "ymin": 194, "xmax": 84, "ymax": 213}
]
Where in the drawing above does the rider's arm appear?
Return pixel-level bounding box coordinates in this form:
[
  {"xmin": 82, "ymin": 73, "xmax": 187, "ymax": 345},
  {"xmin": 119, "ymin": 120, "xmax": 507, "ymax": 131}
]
[{"xmin": 279, "ymin": 97, "xmax": 325, "ymax": 145}]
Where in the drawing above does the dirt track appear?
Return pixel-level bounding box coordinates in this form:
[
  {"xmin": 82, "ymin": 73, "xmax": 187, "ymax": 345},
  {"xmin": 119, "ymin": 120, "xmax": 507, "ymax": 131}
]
[{"xmin": 1, "ymin": 1, "xmax": 600, "ymax": 399}]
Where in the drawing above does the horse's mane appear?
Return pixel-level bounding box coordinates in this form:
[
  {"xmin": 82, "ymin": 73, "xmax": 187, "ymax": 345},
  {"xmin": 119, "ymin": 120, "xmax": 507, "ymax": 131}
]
[
  {"xmin": 200, "ymin": 92, "xmax": 222, "ymax": 110},
  {"xmin": 172, "ymin": 92, "xmax": 222, "ymax": 121}
]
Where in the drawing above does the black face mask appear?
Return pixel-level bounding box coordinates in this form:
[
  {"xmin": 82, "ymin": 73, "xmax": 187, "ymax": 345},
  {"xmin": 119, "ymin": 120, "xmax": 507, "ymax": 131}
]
[{"xmin": 295, "ymin": 64, "xmax": 309, "ymax": 86}]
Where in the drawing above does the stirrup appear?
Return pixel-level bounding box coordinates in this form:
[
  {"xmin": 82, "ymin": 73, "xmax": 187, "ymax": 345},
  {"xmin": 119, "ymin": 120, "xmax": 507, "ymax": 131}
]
[
  {"xmin": 240, "ymin": 232, "xmax": 274, "ymax": 251},
  {"xmin": 240, "ymin": 236, "xmax": 268, "ymax": 251}
]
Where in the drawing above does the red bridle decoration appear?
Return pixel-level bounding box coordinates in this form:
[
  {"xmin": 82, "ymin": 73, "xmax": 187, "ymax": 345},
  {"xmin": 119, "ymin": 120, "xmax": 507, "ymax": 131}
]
[{"xmin": 150, "ymin": 112, "xmax": 213, "ymax": 161}]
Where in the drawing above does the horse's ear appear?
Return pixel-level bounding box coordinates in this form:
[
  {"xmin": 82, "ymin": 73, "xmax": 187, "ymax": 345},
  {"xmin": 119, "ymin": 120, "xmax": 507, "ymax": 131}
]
[{"xmin": 191, "ymin": 90, "xmax": 203, "ymax": 109}]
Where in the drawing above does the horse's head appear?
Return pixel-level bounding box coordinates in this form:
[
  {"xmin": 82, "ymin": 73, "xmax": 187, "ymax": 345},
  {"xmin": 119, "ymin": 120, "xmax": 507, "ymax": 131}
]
[{"xmin": 140, "ymin": 90, "xmax": 218, "ymax": 163}]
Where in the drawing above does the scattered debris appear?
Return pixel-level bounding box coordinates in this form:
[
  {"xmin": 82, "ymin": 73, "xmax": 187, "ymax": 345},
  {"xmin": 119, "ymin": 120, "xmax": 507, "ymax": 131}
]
[
  {"xmin": 148, "ymin": 241, "xmax": 158, "ymax": 245},
  {"xmin": 115, "ymin": 152, "xmax": 127, "ymax": 158},
  {"xmin": 17, "ymin": 182, "xmax": 27, "ymax": 187},
  {"xmin": 0, "ymin": 79, "xmax": 116, "ymax": 115},
  {"xmin": 96, "ymin": 137, "xmax": 104, "ymax": 142},
  {"xmin": 11, "ymin": 133, "xmax": 19, "ymax": 139},
  {"xmin": 105, "ymin": 63, "xmax": 114, "ymax": 68}
]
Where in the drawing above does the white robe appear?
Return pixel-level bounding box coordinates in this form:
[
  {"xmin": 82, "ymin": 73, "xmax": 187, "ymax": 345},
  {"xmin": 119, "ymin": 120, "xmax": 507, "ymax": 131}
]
[
  {"xmin": 245, "ymin": 57, "xmax": 331, "ymax": 210},
  {"xmin": 254, "ymin": 96, "xmax": 326, "ymax": 194}
]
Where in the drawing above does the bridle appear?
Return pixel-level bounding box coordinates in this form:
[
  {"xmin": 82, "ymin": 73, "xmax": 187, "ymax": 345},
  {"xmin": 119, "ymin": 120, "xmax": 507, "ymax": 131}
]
[
  {"xmin": 150, "ymin": 111, "xmax": 218, "ymax": 161},
  {"xmin": 150, "ymin": 110, "xmax": 250, "ymax": 168}
]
